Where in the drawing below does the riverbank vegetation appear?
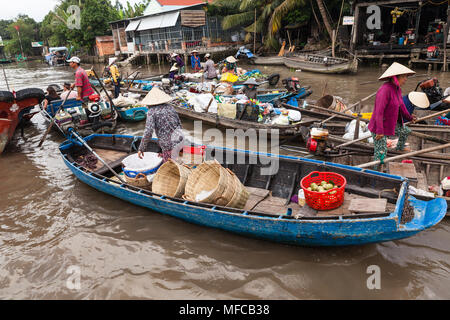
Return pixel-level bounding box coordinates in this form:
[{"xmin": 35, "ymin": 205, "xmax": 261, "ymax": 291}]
[{"xmin": 208, "ymin": 0, "xmax": 352, "ymax": 51}]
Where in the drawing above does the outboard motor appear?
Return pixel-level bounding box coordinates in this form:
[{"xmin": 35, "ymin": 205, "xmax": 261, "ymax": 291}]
[
  {"xmin": 282, "ymin": 77, "xmax": 301, "ymax": 93},
  {"xmin": 87, "ymin": 103, "xmax": 102, "ymax": 125},
  {"xmin": 416, "ymin": 78, "xmax": 443, "ymax": 104}
]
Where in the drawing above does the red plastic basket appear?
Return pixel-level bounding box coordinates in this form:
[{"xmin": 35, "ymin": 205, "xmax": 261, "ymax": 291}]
[{"xmin": 300, "ymin": 171, "xmax": 347, "ymax": 211}]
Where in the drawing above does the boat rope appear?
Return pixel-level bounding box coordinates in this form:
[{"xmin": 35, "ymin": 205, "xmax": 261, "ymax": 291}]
[{"xmin": 401, "ymin": 195, "xmax": 415, "ymax": 224}]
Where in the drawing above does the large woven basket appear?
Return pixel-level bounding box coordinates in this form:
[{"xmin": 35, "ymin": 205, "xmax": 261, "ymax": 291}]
[
  {"xmin": 124, "ymin": 173, "xmax": 151, "ymax": 188},
  {"xmin": 184, "ymin": 160, "xmax": 235, "ymax": 206},
  {"xmin": 225, "ymin": 169, "xmax": 249, "ymax": 209},
  {"xmin": 152, "ymin": 159, "xmax": 192, "ymax": 198}
]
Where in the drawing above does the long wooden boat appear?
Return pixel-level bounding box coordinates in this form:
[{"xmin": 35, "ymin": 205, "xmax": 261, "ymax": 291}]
[
  {"xmin": 253, "ymin": 56, "xmax": 285, "ymax": 66},
  {"xmin": 59, "ymin": 133, "xmax": 447, "ymax": 246},
  {"xmin": 0, "ymin": 88, "xmax": 44, "ymax": 154},
  {"xmin": 284, "ymin": 54, "xmax": 358, "ymax": 74}
]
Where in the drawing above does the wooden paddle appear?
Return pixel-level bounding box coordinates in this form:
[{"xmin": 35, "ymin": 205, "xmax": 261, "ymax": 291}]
[
  {"xmin": 37, "ymin": 87, "xmax": 74, "ymax": 147},
  {"xmin": 1, "ymin": 63, "xmax": 10, "ymax": 91},
  {"xmin": 127, "ymin": 71, "xmax": 141, "ymax": 90},
  {"xmin": 404, "ymin": 109, "xmax": 449, "ymax": 125},
  {"xmin": 357, "ymin": 143, "xmax": 450, "ymax": 169},
  {"xmin": 91, "ymin": 68, "xmax": 116, "ymax": 109}
]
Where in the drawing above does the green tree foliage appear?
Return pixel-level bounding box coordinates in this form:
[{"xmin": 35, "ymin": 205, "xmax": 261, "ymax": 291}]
[
  {"xmin": 5, "ymin": 15, "xmax": 40, "ymax": 56},
  {"xmin": 209, "ymin": 0, "xmax": 305, "ymax": 49},
  {"xmin": 116, "ymin": 0, "xmax": 150, "ymax": 19},
  {"xmin": 209, "ymin": 0, "xmax": 352, "ymax": 48},
  {"xmin": 40, "ymin": 0, "xmax": 122, "ymax": 50},
  {"xmin": 0, "ymin": 20, "xmax": 14, "ymax": 40}
]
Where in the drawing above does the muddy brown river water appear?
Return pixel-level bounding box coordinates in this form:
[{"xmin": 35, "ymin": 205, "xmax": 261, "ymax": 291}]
[{"xmin": 0, "ymin": 60, "xmax": 449, "ymax": 299}]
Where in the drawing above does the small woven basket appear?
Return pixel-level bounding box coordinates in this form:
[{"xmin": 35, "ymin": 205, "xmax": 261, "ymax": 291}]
[
  {"xmin": 152, "ymin": 159, "xmax": 192, "ymax": 198},
  {"xmin": 225, "ymin": 169, "xmax": 249, "ymax": 209},
  {"xmin": 184, "ymin": 160, "xmax": 235, "ymax": 206},
  {"xmin": 125, "ymin": 173, "xmax": 151, "ymax": 188}
]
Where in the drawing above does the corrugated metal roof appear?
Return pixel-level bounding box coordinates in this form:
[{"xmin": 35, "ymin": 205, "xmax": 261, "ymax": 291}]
[
  {"xmin": 137, "ymin": 11, "xmax": 179, "ymax": 31},
  {"xmin": 125, "ymin": 19, "xmax": 141, "ymax": 32}
]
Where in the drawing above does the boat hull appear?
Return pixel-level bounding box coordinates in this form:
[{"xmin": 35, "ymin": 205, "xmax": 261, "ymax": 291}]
[
  {"xmin": 253, "ymin": 56, "xmax": 285, "ymax": 66},
  {"xmin": 284, "ymin": 57, "xmax": 357, "ymax": 74},
  {"xmin": 59, "ymin": 134, "xmax": 447, "ymax": 246}
]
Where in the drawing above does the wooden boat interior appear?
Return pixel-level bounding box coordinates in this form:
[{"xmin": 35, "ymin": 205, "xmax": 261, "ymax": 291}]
[{"xmin": 61, "ymin": 135, "xmax": 405, "ymax": 219}]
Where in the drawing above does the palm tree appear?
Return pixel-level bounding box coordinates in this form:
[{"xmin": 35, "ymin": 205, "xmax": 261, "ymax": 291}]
[
  {"xmin": 213, "ymin": 0, "xmax": 304, "ymax": 48},
  {"xmin": 316, "ymin": 0, "xmax": 333, "ymax": 39}
]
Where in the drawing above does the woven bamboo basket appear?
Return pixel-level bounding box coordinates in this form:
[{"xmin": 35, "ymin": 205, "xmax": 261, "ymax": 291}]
[
  {"xmin": 225, "ymin": 169, "xmax": 249, "ymax": 209},
  {"xmin": 124, "ymin": 173, "xmax": 151, "ymax": 188},
  {"xmin": 184, "ymin": 160, "xmax": 235, "ymax": 206},
  {"xmin": 152, "ymin": 159, "xmax": 192, "ymax": 198}
]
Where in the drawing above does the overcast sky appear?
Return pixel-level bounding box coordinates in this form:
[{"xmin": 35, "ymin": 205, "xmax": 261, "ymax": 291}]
[{"xmin": 1, "ymin": 0, "xmax": 143, "ymax": 22}]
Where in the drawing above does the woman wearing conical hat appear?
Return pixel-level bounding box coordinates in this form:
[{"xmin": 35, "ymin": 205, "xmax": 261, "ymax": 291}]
[
  {"xmin": 239, "ymin": 78, "xmax": 259, "ymax": 100},
  {"xmin": 138, "ymin": 87, "xmax": 184, "ymax": 163},
  {"xmin": 368, "ymin": 62, "xmax": 418, "ymax": 168},
  {"xmin": 222, "ymin": 56, "xmax": 238, "ymax": 75}
]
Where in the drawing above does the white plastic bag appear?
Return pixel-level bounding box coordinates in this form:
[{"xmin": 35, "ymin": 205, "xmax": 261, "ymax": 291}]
[
  {"xmin": 113, "ymin": 95, "xmax": 138, "ymax": 107},
  {"xmin": 190, "ymin": 93, "xmax": 216, "ymax": 113},
  {"xmin": 288, "ymin": 110, "xmax": 302, "ymax": 122}
]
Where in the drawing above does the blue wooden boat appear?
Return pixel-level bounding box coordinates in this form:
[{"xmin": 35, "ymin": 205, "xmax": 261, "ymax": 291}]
[
  {"xmin": 59, "ymin": 133, "xmax": 447, "ymax": 247},
  {"xmin": 42, "ymin": 98, "xmax": 117, "ymax": 136},
  {"xmin": 115, "ymin": 105, "xmax": 148, "ymax": 122}
]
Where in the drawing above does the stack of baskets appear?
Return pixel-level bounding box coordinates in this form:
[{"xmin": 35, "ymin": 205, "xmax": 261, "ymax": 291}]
[
  {"xmin": 183, "ymin": 160, "xmax": 249, "ymax": 209},
  {"xmin": 152, "ymin": 159, "xmax": 192, "ymax": 198}
]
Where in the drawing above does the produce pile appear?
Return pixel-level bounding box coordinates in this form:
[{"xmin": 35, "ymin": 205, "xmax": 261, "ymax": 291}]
[
  {"xmin": 306, "ymin": 180, "xmax": 340, "ymax": 195},
  {"xmin": 237, "ymin": 70, "xmax": 266, "ymax": 82}
]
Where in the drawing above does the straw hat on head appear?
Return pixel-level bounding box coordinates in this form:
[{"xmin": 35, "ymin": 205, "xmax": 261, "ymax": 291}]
[
  {"xmin": 378, "ymin": 62, "xmax": 415, "ymax": 81},
  {"xmin": 170, "ymin": 64, "xmax": 178, "ymax": 72},
  {"xmin": 226, "ymin": 56, "xmax": 237, "ymax": 63},
  {"xmin": 191, "ymin": 49, "xmax": 199, "ymax": 54},
  {"xmin": 141, "ymin": 87, "xmax": 174, "ymax": 106},
  {"xmin": 205, "ymin": 53, "xmax": 211, "ymax": 58},
  {"xmin": 408, "ymin": 91, "xmax": 430, "ymax": 109},
  {"xmin": 243, "ymin": 78, "xmax": 259, "ymax": 86}
]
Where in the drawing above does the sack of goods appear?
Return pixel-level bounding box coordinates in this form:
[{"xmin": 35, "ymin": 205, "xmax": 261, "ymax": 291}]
[
  {"xmin": 152, "ymin": 159, "xmax": 192, "ymax": 198},
  {"xmin": 113, "ymin": 95, "xmax": 138, "ymax": 108},
  {"xmin": 183, "ymin": 160, "xmax": 249, "ymax": 209},
  {"xmin": 217, "ymin": 103, "xmax": 237, "ymax": 119},
  {"xmin": 122, "ymin": 152, "xmax": 163, "ymax": 188}
]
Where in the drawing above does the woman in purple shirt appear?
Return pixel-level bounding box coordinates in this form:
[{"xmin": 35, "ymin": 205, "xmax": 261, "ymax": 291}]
[{"xmin": 368, "ymin": 62, "xmax": 417, "ymax": 168}]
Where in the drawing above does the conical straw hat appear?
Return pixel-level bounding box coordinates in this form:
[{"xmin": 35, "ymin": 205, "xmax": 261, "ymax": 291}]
[
  {"xmin": 243, "ymin": 78, "xmax": 259, "ymax": 86},
  {"xmin": 141, "ymin": 87, "xmax": 174, "ymax": 106},
  {"xmin": 170, "ymin": 64, "xmax": 178, "ymax": 72},
  {"xmin": 226, "ymin": 56, "xmax": 237, "ymax": 63},
  {"xmin": 408, "ymin": 91, "xmax": 430, "ymax": 109},
  {"xmin": 378, "ymin": 62, "xmax": 415, "ymax": 81}
]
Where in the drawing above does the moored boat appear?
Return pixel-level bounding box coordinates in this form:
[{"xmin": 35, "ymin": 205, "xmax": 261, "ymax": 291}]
[
  {"xmin": 59, "ymin": 133, "xmax": 447, "ymax": 246},
  {"xmin": 41, "ymin": 97, "xmax": 118, "ymax": 136},
  {"xmin": 284, "ymin": 54, "xmax": 358, "ymax": 74},
  {"xmin": 0, "ymin": 88, "xmax": 45, "ymax": 154},
  {"xmin": 253, "ymin": 56, "xmax": 285, "ymax": 66}
]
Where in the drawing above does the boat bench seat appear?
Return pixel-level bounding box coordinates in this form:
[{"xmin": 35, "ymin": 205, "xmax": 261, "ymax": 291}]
[{"xmin": 244, "ymin": 187, "xmax": 395, "ymax": 217}]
